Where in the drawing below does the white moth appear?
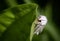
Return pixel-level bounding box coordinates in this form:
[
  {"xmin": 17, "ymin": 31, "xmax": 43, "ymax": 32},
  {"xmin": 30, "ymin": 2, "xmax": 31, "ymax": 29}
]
[{"xmin": 34, "ymin": 15, "xmax": 48, "ymax": 35}]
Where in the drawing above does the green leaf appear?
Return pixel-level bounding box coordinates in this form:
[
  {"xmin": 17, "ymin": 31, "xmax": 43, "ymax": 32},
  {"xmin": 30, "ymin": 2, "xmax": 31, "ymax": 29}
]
[{"xmin": 0, "ymin": 3, "xmax": 38, "ymax": 41}]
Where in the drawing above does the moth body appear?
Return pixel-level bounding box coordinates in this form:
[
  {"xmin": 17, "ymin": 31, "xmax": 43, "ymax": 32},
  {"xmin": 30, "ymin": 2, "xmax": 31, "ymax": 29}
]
[{"xmin": 34, "ymin": 15, "xmax": 47, "ymax": 35}]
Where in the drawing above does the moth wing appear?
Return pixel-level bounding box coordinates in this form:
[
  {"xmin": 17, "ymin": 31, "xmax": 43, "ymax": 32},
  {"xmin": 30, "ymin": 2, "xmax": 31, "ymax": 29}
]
[{"xmin": 34, "ymin": 25, "xmax": 45, "ymax": 35}]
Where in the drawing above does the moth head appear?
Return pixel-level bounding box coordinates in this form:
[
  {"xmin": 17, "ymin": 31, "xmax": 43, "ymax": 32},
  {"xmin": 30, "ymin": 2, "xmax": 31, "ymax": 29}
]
[{"xmin": 38, "ymin": 15, "xmax": 48, "ymax": 25}]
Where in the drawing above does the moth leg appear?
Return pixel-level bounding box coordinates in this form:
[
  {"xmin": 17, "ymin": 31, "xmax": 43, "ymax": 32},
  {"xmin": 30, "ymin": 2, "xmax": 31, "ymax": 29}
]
[{"xmin": 34, "ymin": 30, "xmax": 39, "ymax": 35}]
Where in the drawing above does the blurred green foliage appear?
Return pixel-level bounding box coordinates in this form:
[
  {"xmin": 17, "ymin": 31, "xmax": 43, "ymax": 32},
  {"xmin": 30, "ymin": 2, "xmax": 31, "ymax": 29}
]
[{"xmin": 0, "ymin": 0, "xmax": 60, "ymax": 41}]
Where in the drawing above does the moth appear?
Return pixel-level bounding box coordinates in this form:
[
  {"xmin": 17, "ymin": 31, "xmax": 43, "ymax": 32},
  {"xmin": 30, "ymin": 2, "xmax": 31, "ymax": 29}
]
[{"xmin": 34, "ymin": 15, "xmax": 48, "ymax": 35}]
